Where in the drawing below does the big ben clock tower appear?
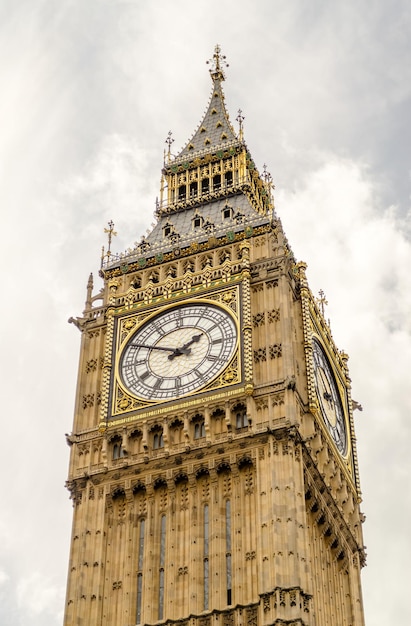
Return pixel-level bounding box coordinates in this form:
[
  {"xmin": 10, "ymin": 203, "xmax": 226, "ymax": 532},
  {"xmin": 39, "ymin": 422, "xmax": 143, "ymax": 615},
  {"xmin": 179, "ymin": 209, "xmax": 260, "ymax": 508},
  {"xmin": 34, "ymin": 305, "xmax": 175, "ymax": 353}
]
[{"xmin": 64, "ymin": 46, "xmax": 366, "ymax": 626}]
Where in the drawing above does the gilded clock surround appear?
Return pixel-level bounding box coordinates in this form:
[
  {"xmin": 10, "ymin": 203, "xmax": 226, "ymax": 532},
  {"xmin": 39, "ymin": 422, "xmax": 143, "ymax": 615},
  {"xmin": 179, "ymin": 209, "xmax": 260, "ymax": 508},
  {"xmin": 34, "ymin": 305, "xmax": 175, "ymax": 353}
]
[
  {"xmin": 107, "ymin": 288, "xmax": 243, "ymax": 421},
  {"xmin": 65, "ymin": 47, "xmax": 366, "ymax": 626}
]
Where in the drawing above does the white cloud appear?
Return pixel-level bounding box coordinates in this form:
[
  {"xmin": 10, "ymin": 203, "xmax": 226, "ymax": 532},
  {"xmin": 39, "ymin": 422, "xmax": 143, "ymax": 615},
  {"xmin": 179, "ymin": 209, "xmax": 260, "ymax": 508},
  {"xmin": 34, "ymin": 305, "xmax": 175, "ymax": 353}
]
[{"xmin": 17, "ymin": 572, "xmax": 64, "ymax": 621}]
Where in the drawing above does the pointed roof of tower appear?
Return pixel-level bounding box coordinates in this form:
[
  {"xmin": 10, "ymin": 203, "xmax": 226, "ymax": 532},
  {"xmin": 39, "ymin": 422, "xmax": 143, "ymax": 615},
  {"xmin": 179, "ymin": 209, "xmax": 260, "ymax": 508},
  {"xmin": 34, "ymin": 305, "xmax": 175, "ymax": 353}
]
[
  {"xmin": 173, "ymin": 45, "xmax": 238, "ymax": 161},
  {"xmin": 103, "ymin": 46, "xmax": 278, "ymax": 274}
]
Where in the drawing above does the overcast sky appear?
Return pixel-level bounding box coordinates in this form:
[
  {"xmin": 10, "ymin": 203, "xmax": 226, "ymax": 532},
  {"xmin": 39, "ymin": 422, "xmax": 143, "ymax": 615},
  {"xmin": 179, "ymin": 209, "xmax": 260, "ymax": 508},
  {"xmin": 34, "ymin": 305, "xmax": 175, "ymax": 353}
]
[{"xmin": 1, "ymin": 1, "xmax": 410, "ymax": 624}]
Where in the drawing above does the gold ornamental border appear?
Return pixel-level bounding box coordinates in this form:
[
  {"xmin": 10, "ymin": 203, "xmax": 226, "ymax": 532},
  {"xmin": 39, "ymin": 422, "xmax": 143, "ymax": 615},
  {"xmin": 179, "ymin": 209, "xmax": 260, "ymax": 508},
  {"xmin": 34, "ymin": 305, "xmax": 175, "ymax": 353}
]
[
  {"xmin": 108, "ymin": 285, "xmax": 243, "ymax": 419},
  {"xmin": 99, "ymin": 385, "xmax": 249, "ymax": 431}
]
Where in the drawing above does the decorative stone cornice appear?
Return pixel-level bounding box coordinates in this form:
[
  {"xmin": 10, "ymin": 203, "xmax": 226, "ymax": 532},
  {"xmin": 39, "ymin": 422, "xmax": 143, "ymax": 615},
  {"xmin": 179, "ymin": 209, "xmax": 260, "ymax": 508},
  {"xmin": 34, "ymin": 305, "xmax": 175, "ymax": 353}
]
[{"xmin": 301, "ymin": 443, "xmax": 366, "ymax": 567}]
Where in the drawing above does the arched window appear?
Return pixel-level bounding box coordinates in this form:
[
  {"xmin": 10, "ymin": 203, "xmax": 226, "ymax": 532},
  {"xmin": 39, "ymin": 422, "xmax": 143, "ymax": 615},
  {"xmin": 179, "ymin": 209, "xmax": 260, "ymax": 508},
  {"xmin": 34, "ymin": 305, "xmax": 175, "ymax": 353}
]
[
  {"xmin": 194, "ymin": 421, "xmax": 206, "ymax": 439},
  {"xmin": 222, "ymin": 205, "xmax": 233, "ymax": 220},
  {"xmin": 203, "ymin": 504, "xmax": 209, "ymax": 610},
  {"xmin": 224, "ymin": 170, "xmax": 233, "ymax": 187},
  {"xmin": 193, "ymin": 215, "xmax": 202, "ymax": 228},
  {"xmin": 201, "ymin": 178, "xmax": 209, "ymax": 194},
  {"xmin": 158, "ymin": 515, "xmax": 166, "ymax": 620},
  {"xmin": 153, "ymin": 432, "xmax": 164, "ymax": 450},
  {"xmin": 234, "ymin": 404, "xmax": 248, "ymax": 430},
  {"xmin": 136, "ymin": 518, "xmax": 145, "ymax": 624},
  {"xmin": 148, "ymin": 270, "xmax": 159, "ymax": 284},
  {"xmin": 213, "ymin": 174, "xmax": 221, "ymax": 190},
  {"xmin": 130, "ymin": 276, "xmax": 141, "ymax": 289},
  {"xmin": 112, "ymin": 437, "xmax": 125, "ymax": 459},
  {"xmin": 193, "ymin": 414, "xmax": 205, "ymax": 439},
  {"xmin": 163, "ymin": 222, "xmax": 173, "ymax": 237},
  {"xmin": 226, "ymin": 499, "xmax": 232, "ymax": 605}
]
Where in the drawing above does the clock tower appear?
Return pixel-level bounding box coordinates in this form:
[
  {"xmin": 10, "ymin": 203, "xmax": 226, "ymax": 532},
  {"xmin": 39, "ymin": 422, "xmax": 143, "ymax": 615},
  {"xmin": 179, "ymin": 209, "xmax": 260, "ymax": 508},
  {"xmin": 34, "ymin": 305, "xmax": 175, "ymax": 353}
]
[{"xmin": 65, "ymin": 46, "xmax": 366, "ymax": 626}]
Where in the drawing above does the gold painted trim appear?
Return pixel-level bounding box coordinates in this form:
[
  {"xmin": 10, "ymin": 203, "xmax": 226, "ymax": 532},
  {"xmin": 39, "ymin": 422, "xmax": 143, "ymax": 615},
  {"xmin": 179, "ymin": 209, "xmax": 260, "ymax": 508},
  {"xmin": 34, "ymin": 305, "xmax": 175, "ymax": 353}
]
[
  {"xmin": 99, "ymin": 385, "xmax": 247, "ymax": 431},
  {"xmin": 106, "ymin": 286, "xmax": 243, "ymax": 419}
]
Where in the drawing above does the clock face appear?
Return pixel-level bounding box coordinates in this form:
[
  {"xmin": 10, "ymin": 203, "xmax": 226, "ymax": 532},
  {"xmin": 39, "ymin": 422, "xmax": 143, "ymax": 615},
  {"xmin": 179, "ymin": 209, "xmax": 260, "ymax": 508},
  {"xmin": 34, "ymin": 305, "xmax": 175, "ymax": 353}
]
[
  {"xmin": 119, "ymin": 302, "xmax": 238, "ymax": 401},
  {"xmin": 312, "ymin": 339, "xmax": 347, "ymax": 455}
]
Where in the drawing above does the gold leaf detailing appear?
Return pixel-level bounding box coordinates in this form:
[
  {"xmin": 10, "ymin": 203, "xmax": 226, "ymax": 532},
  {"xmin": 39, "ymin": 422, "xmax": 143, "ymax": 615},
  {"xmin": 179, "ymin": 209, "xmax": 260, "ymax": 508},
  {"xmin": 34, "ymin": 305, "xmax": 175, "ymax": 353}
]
[
  {"xmin": 222, "ymin": 368, "xmax": 236, "ymax": 383},
  {"xmin": 114, "ymin": 386, "xmax": 144, "ymax": 414}
]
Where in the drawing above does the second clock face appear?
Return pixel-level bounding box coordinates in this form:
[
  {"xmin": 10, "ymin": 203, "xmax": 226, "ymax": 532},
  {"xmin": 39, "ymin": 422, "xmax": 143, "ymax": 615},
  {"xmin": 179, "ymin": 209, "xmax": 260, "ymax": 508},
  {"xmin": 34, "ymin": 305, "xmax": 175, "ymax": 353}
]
[
  {"xmin": 119, "ymin": 302, "xmax": 238, "ymax": 401},
  {"xmin": 312, "ymin": 338, "xmax": 347, "ymax": 455}
]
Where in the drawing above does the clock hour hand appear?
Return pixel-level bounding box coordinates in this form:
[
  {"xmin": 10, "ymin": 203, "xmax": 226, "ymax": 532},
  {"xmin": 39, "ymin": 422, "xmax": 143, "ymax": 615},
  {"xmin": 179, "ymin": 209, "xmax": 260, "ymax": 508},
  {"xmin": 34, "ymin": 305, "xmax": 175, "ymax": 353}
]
[
  {"xmin": 168, "ymin": 333, "xmax": 203, "ymax": 361},
  {"xmin": 181, "ymin": 332, "xmax": 204, "ymax": 351}
]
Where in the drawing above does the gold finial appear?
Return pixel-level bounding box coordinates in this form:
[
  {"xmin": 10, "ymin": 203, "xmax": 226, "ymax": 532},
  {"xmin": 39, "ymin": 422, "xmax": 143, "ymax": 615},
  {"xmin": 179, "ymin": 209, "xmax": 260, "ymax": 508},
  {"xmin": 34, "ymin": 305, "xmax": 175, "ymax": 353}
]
[
  {"xmin": 101, "ymin": 220, "xmax": 117, "ymax": 267},
  {"xmin": 206, "ymin": 44, "xmax": 229, "ymax": 81},
  {"xmin": 262, "ymin": 163, "xmax": 274, "ymax": 188},
  {"xmin": 316, "ymin": 289, "xmax": 328, "ymax": 316},
  {"xmin": 262, "ymin": 164, "xmax": 275, "ymax": 207},
  {"xmin": 236, "ymin": 109, "xmax": 245, "ymax": 140},
  {"xmin": 165, "ymin": 131, "xmax": 174, "ymax": 164}
]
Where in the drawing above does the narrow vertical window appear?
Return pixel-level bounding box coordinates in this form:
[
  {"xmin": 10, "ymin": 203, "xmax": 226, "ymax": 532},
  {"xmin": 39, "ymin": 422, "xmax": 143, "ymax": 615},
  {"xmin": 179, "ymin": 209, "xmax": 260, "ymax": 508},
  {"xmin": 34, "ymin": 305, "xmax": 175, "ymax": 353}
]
[
  {"xmin": 194, "ymin": 421, "xmax": 205, "ymax": 439},
  {"xmin": 136, "ymin": 519, "xmax": 145, "ymax": 624},
  {"xmin": 226, "ymin": 500, "xmax": 232, "ymax": 605},
  {"xmin": 224, "ymin": 170, "xmax": 233, "ymax": 187},
  {"xmin": 136, "ymin": 574, "xmax": 143, "ymax": 625},
  {"xmin": 138, "ymin": 519, "xmax": 145, "ymax": 570},
  {"xmin": 159, "ymin": 570, "xmax": 165, "ymax": 620},
  {"xmin": 159, "ymin": 515, "xmax": 166, "ymax": 620},
  {"xmin": 204, "ymin": 504, "xmax": 209, "ymax": 610}
]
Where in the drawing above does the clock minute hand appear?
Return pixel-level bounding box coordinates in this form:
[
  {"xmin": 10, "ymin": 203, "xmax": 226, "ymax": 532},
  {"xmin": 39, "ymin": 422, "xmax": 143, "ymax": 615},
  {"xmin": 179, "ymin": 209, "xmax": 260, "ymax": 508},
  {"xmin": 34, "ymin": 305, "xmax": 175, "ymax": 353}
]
[{"xmin": 131, "ymin": 343, "xmax": 180, "ymax": 353}]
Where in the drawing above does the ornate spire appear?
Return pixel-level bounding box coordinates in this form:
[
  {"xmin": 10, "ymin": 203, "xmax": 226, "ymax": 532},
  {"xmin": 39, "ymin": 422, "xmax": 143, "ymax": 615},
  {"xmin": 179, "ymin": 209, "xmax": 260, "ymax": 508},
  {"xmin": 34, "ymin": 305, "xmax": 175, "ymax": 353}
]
[
  {"xmin": 206, "ymin": 44, "xmax": 229, "ymax": 82},
  {"xmin": 172, "ymin": 45, "xmax": 236, "ymax": 162}
]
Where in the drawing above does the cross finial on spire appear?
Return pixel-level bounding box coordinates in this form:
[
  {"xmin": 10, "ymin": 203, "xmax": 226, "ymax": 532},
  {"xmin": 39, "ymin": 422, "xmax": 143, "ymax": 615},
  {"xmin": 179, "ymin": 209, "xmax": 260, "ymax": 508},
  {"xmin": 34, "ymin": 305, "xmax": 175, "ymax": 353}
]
[
  {"xmin": 206, "ymin": 44, "xmax": 229, "ymax": 81},
  {"xmin": 165, "ymin": 131, "xmax": 174, "ymax": 164},
  {"xmin": 316, "ymin": 289, "xmax": 328, "ymax": 316},
  {"xmin": 236, "ymin": 109, "xmax": 245, "ymax": 140},
  {"xmin": 262, "ymin": 163, "xmax": 275, "ymax": 189},
  {"xmin": 101, "ymin": 220, "xmax": 117, "ymax": 267}
]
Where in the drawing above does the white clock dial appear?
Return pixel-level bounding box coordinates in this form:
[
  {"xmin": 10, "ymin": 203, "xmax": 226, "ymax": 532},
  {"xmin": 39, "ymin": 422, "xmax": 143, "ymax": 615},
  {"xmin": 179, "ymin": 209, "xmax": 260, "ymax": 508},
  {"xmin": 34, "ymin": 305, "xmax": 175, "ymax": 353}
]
[
  {"xmin": 312, "ymin": 339, "xmax": 347, "ymax": 455},
  {"xmin": 120, "ymin": 303, "xmax": 238, "ymax": 401}
]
